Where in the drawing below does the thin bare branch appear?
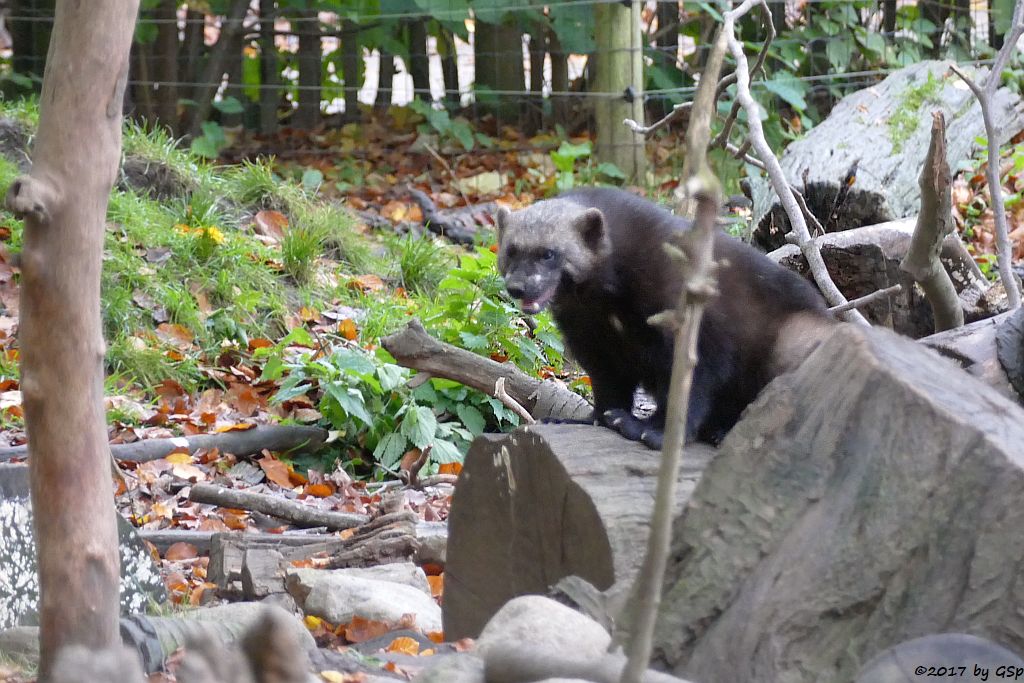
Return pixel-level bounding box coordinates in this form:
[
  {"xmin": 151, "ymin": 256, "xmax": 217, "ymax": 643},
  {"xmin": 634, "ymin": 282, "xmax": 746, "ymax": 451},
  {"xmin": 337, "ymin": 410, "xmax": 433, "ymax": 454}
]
[
  {"xmin": 723, "ymin": 0, "xmax": 868, "ymax": 323},
  {"xmin": 950, "ymin": 51, "xmax": 1023, "ymax": 309},
  {"xmin": 494, "ymin": 377, "xmax": 535, "ymax": 425},
  {"xmin": 828, "ymin": 284, "xmax": 903, "ymax": 315},
  {"xmin": 900, "ymin": 111, "xmax": 964, "ymax": 331},
  {"xmin": 619, "ymin": 22, "xmax": 729, "ymax": 683},
  {"xmin": 712, "ymin": 2, "xmax": 775, "ymax": 150}
]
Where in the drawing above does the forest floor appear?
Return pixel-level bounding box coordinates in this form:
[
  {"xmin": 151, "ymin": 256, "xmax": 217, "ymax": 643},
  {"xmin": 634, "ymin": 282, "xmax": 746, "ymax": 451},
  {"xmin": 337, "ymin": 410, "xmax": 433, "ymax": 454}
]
[{"xmin": 0, "ymin": 98, "xmax": 1021, "ymax": 679}]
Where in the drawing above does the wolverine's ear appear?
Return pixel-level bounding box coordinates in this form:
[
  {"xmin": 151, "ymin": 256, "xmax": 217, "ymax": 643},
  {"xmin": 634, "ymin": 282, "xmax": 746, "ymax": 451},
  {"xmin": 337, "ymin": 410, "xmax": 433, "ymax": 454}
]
[
  {"xmin": 496, "ymin": 206, "xmax": 512, "ymax": 242},
  {"xmin": 574, "ymin": 208, "xmax": 608, "ymax": 255}
]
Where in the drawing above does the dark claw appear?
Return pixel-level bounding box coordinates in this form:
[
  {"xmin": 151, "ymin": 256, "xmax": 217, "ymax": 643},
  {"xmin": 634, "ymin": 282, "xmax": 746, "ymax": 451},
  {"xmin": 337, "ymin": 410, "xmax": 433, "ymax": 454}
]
[{"xmin": 640, "ymin": 429, "xmax": 664, "ymax": 450}]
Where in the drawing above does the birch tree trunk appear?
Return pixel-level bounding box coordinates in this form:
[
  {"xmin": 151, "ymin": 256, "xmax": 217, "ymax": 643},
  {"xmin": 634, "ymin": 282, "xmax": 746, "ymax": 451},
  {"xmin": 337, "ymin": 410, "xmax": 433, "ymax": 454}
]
[{"xmin": 3, "ymin": 1, "xmax": 139, "ymax": 678}]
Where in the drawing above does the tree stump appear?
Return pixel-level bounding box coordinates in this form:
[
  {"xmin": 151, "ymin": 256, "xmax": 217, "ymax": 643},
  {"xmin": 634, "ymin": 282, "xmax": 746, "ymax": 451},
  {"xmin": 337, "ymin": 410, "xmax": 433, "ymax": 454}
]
[
  {"xmin": 749, "ymin": 60, "xmax": 1024, "ymax": 251},
  {"xmin": 442, "ymin": 425, "xmax": 715, "ymax": 640},
  {"xmin": 655, "ymin": 323, "xmax": 1024, "ymax": 682},
  {"xmin": 768, "ymin": 219, "xmax": 991, "ymax": 337}
]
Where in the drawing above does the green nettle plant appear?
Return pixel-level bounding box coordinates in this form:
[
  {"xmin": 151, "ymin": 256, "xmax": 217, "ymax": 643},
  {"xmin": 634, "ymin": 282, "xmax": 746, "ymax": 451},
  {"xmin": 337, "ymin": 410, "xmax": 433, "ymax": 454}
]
[{"xmin": 258, "ymin": 324, "xmax": 524, "ymax": 474}]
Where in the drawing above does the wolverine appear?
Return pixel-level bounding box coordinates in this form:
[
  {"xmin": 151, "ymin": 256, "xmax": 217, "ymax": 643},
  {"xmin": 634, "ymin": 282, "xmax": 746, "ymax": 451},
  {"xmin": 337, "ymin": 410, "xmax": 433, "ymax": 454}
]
[{"xmin": 495, "ymin": 186, "xmax": 834, "ymax": 449}]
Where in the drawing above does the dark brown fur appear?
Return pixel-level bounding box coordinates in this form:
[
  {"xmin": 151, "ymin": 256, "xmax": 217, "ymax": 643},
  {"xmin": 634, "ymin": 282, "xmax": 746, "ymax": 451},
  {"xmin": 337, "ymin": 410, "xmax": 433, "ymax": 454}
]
[{"xmin": 496, "ymin": 187, "xmax": 834, "ymax": 448}]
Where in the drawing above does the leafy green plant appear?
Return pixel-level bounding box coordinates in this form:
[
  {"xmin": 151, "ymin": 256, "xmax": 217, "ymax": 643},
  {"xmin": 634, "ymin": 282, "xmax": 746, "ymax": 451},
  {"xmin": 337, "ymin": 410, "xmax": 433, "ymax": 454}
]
[
  {"xmin": 408, "ymin": 99, "xmax": 490, "ymax": 151},
  {"xmin": 190, "ymin": 121, "xmax": 228, "ymax": 159},
  {"xmin": 259, "ymin": 327, "xmax": 507, "ymax": 473},
  {"xmin": 422, "ymin": 248, "xmax": 564, "ymax": 372},
  {"xmin": 550, "ymin": 140, "xmax": 593, "ymax": 191}
]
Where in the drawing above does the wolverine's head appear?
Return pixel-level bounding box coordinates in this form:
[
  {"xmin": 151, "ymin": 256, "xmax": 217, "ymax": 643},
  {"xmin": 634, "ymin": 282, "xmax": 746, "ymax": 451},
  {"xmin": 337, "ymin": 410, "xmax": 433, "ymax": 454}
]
[{"xmin": 495, "ymin": 199, "xmax": 611, "ymax": 314}]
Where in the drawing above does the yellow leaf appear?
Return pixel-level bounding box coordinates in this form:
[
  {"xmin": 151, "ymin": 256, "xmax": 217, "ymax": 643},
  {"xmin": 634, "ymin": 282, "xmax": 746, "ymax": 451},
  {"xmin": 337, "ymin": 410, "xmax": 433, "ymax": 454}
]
[
  {"xmin": 305, "ymin": 615, "xmax": 323, "ymax": 630},
  {"xmin": 165, "ymin": 452, "xmax": 194, "ymax": 465}
]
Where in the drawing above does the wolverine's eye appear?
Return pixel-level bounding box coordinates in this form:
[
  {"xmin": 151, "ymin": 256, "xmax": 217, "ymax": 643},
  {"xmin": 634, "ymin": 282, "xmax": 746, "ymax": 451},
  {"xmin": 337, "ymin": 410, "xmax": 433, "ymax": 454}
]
[{"xmin": 542, "ymin": 249, "xmax": 556, "ymax": 261}]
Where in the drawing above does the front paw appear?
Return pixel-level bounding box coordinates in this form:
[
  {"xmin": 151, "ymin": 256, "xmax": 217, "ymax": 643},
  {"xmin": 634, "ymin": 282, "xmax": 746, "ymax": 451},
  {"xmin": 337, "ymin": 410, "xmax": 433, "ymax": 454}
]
[{"xmin": 596, "ymin": 409, "xmax": 648, "ymax": 444}]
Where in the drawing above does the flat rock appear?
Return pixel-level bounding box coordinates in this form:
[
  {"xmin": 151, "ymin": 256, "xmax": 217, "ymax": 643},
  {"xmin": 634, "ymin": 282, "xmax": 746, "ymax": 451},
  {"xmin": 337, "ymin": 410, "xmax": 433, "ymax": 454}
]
[
  {"xmin": 477, "ymin": 595, "xmax": 610, "ymax": 661},
  {"xmin": 286, "ymin": 568, "xmax": 441, "ymax": 633}
]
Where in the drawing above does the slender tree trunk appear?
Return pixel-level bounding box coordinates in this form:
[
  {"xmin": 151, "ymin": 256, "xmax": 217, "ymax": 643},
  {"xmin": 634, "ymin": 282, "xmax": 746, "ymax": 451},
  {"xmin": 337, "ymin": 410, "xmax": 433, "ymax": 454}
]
[
  {"xmin": 650, "ymin": 0, "xmax": 680, "ymax": 119},
  {"xmin": 439, "ymin": 28, "xmax": 460, "ymax": 108},
  {"xmin": 10, "ymin": 0, "xmax": 54, "ymax": 84},
  {"xmin": 294, "ymin": 8, "xmax": 321, "ymax": 129},
  {"xmin": 259, "ymin": 0, "xmax": 280, "ymax": 135},
  {"xmin": 407, "ymin": 18, "xmax": 430, "ymax": 101},
  {"xmin": 474, "ymin": 19, "xmax": 525, "ymax": 120},
  {"xmin": 376, "ymin": 49, "xmax": 395, "ymax": 112},
  {"xmin": 341, "ymin": 19, "xmax": 361, "ymax": 121},
  {"xmin": 130, "ymin": 41, "xmax": 156, "ymax": 122},
  {"xmin": 921, "ymin": 0, "xmax": 949, "ymax": 55},
  {"xmin": 990, "ymin": 0, "xmax": 1004, "ymax": 49},
  {"xmin": 153, "ymin": 0, "xmax": 180, "ymax": 134},
  {"xmin": 222, "ymin": 26, "xmax": 246, "ymax": 129},
  {"xmin": 882, "ymin": 0, "xmax": 896, "ymax": 36},
  {"xmin": 3, "ymin": 0, "xmax": 138, "ymax": 678},
  {"xmin": 182, "ymin": 8, "xmax": 205, "ymax": 89},
  {"xmin": 549, "ymin": 29, "xmax": 569, "ymax": 125},
  {"xmin": 525, "ymin": 29, "xmax": 545, "ymax": 133},
  {"xmin": 186, "ymin": 0, "xmax": 248, "ymax": 138},
  {"xmin": 593, "ymin": 0, "xmax": 645, "ymax": 180}
]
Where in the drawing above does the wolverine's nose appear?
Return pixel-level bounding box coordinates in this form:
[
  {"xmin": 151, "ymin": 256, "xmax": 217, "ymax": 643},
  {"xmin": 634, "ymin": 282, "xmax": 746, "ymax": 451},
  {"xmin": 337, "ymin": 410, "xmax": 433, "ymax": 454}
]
[{"xmin": 506, "ymin": 284, "xmax": 525, "ymax": 299}]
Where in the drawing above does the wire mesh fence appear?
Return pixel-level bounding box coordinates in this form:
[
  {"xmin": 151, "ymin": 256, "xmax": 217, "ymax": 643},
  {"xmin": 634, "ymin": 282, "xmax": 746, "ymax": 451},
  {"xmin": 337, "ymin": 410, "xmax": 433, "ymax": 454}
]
[{"xmin": 0, "ymin": 0, "xmax": 1011, "ymax": 165}]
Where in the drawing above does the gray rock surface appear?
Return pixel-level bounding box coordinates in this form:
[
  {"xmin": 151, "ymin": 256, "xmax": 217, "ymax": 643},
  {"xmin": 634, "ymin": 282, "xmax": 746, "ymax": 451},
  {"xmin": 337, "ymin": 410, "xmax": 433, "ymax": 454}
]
[
  {"xmin": 287, "ymin": 568, "xmax": 441, "ymax": 632},
  {"xmin": 656, "ymin": 324, "xmax": 1024, "ymax": 682}
]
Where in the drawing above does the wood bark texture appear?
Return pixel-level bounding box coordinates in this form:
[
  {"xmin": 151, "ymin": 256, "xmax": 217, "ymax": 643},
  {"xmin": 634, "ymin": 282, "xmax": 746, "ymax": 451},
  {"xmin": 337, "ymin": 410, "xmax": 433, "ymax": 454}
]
[
  {"xmin": 0, "ymin": 423, "xmax": 328, "ymax": 463},
  {"xmin": 189, "ymin": 482, "xmax": 370, "ymax": 530},
  {"xmin": 655, "ymin": 324, "xmax": 1024, "ymax": 682},
  {"xmin": 381, "ymin": 318, "xmax": 592, "ymax": 421},
  {"xmin": 442, "ymin": 424, "xmax": 714, "ymax": 640},
  {"xmin": 920, "ymin": 310, "xmax": 1021, "ymax": 402},
  {"xmin": 749, "ymin": 60, "xmax": 1024, "ymax": 250},
  {"xmin": 593, "ymin": 0, "xmax": 646, "ymax": 180},
  {"xmin": 3, "ymin": 0, "xmax": 139, "ymax": 675},
  {"xmin": 769, "ymin": 219, "xmax": 990, "ymax": 338}
]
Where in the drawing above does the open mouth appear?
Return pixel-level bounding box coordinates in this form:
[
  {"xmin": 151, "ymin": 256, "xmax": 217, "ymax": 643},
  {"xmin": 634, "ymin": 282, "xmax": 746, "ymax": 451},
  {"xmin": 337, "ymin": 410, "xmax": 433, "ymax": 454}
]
[{"xmin": 520, "ymin": 286, "xmax": 556, "ymax": 314}]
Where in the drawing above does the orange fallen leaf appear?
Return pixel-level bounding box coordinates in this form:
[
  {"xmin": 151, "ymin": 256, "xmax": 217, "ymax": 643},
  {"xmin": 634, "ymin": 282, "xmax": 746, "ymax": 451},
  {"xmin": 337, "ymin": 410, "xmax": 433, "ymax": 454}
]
[
  {"xmin": 304, "ymin": 482, "xmax": 335, "ymax": 498},
  {"xmin": 249, "ymin": 338, "xmax": 274, "ymax": 351},
  {"xmin": 338, "ymin": 318, "xmax": 358, "ymax": 340},
  {"xmin": 343, "ymin": 616, "xmax": 391, "ymax": 643},
  {"xmin": 155, "ymin": 323, "xmax": 195, "ymax": 350},
  {"xmin": 259, "ymin": 456, "xmax": 294, "ymax": 488},
  {"xmin": 427, "ymin": 574, "xmax": 444, "ymax": 598},
  {"xmin": 386, "ymin": 636, "xmax": 420, "ymax": 656},
  {"xmin": 253, "ymin": 210, "xmax": 289, "ymax": 242},
  {"xmin": 219, "ymin": 510, "xmax": 249, "ymax": 530},
  {"xmin": 347, "ymin": 274, "xmax": 385, "ymax": 293},
  {"xmin": 164, "ymin": 542, "xmax": 199, "ymax": 561},
  {"xmin": 438, "ymin": 462, "xmax": 462, "ymax": 476},
  {"xmin": 426, "ymin": 631, "xmax": 445, "ymax": 644}
]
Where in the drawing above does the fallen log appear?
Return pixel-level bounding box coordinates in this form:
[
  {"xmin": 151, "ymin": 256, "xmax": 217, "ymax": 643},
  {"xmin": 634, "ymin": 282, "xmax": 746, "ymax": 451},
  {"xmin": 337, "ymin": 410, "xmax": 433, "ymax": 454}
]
[
  {"xmin": 749, "ymin": 60, "xmax": 1024, "ymax": 250},
  {"xmin": 0, "ymin": 424, "xmax": 328, "ymax": 463},
  {"xmin": 381, "ymin": 318, "xmax": 592, "ymax": 421},
  {"xmin": 188, "ymin": 482, "xmax": 369, "ymax": 530},
  {"xmin": 656, "ymin": 323, "xmax": 1024, "ymax": 682},
  {"xmin": 442, "ymin": 424, "xmax": 714, "ymax": 640}
]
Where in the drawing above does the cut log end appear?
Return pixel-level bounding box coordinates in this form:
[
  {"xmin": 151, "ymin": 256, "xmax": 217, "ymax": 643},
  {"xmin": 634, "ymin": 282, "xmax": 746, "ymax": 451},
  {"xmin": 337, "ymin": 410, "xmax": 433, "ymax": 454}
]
[{"xmin": 443, "ymin": 424, "xmax": 713, "ymax": 640}]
